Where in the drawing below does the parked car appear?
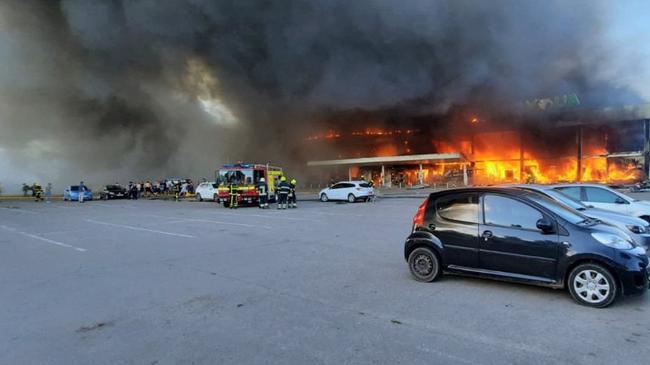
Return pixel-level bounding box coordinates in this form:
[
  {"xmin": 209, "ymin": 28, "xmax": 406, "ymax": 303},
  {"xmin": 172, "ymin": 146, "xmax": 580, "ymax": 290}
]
[
  {"xmin": 195, "ymin": 182, "xmax": 219, "ymax": 201},
  {"xmin": 404, "ymin": 187, "xmax": 649, "ymax": 307},
  {"xmin": 63, "ymin": 185, "xmax": 93, "ymax": 201},
  {"xmin": 99, "ymin": 184, "xmax": 128, "ymax": 200},
  {"xmin": 514, "ymin": 184, "xmax": 650, "ymax": 251},
  {"xmin": 553, "ymin": 183, "xmax": 650, "ymax": 223},
  {"xmin": 319, "ymin": 181, "xmax": 374, "ymax": 203}
]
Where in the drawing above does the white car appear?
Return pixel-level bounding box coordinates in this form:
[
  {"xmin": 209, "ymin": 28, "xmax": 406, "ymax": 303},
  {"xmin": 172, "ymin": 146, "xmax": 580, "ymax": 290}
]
[
  {"xmin": 553, "ymin": 184, "xmax": 650, "ymax": 222},
  {"xmin": 319, "ymin": 181, "xmax": 374, "ymax": 203},
  {"xmin": 195, "ymin": 182, "xmax": 219, "ymax": 201}
]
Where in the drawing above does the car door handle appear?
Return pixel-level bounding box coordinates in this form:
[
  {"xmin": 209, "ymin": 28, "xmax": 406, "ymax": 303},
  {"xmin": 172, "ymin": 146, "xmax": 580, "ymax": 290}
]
[
  {"xmin": 427, "ymin": 223, "xmax": 436, "ymax": 231},
  {"xmin": 482, "ymin": 230, "xmax": 493, "ymax": 241}
]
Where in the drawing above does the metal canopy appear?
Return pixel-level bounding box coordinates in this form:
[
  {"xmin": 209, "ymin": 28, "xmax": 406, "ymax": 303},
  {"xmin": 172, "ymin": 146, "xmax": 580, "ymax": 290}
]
[{"xmin": 307, "ymin": 153, "xmax": 466, "ymax": 167}]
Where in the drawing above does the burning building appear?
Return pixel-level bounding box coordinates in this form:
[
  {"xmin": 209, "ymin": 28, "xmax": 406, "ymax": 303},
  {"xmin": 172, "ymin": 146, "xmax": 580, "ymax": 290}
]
[{"xmin": 304, "ymin": 101, "xmax": 650, "ymax": 187}]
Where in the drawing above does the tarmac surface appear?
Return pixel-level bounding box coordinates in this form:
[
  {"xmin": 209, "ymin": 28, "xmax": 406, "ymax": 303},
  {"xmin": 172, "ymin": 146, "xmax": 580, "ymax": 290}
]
[{"xmin": 2, "ymin": 197, "xmax": 650, "ymax": 364}]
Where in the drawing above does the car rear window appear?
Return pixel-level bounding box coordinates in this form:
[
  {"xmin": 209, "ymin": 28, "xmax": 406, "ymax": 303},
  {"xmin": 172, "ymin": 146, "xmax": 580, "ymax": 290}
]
[
  {"xmin": 359, "ymin": 183, "xmax": 371, "ymax": 188},
  {"xmin": 435, "ymin": 194, "xmax": 479, "ymax": 224}
]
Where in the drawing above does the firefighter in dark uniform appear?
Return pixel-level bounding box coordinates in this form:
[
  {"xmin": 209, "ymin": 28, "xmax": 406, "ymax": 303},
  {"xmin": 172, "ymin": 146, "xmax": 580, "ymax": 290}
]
[
  {"xmin": 32, "ymin": 182, "xmax": 44, "ymax": 202},
  {"xmin": 288, "ymin": 178, "xmax": 297, "ymax": 208},
  {"xmin": 257, "ymin": 177, "xmax": 269, "ymax": 209},
  {"xmin": 173, "ymin": 181, "xmax": 181, "ymax": 201},
  {"xmin": 277, "ymin": 176, "xmax": 290, "ymax": 209},
  {"xmin": 228, "ymin": 178, "xmax": 240, "ymax": 209}
]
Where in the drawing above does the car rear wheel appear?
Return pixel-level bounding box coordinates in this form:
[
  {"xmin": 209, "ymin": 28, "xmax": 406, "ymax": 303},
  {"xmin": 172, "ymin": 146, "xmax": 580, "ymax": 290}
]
[
  {"xmin": 196, "ymin": 193, "xmax": 202, "ymax": 201},
  {"xmin": 408, "ymin": 247, "xmax": 441, "ymax": 282},
  {"xmin": 568, "ymin": 263, "xmax": 618, "ymax": 308},
  {"xmin": 320, "ymin": 193, "xmax": 329, "ymax": 202},
  {"xmin": 347, "ymin": 194, "xmax": 355, "ymax": 203},
  {"xmin": 213, "ymin": 193, "xmax": 218, "ymax": 201}
]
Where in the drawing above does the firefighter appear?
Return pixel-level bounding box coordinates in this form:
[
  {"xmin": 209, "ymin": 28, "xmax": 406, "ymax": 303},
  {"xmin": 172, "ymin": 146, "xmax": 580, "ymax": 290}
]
[
  {"xmin": 277, "ymin": 176, "xmax": 290, "ymax": 209},
  {"xmin": 228, "ymin": 179, "xmax": 240, "ymax": 209},
  {"xmin": 32, "ymin": 182, "xmax": 44, "ymax": 202},
  {"xmin": 288, "ymin": 178, "xmax": 297, "ymax": 208},
  {"xmin": 257, "ymin": 177, "xmax": 269, "ymax": 209},
  {"xmin": 173, "ymin": 180, "xmax": 181, "ymax": 201}
]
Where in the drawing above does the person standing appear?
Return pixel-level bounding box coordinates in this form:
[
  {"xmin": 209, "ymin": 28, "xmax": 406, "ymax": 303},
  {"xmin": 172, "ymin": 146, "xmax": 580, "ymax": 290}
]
[
  {"xmin": 79, "ymin": 181, "xmax": 85, "ymax": 203},
  {"xmin": 288, "ymin": 178, "xmax": 298, "ymax": 208},
  {"xmin": 45, "ymin": 183, "xmax": 52, "ymax": 203},
  {"xmin": 277, "ymin": 176, "xmax": 290, "ymax": 209},
  {"xmin": 228, "ymin": 179, "xmax": 240, "ymax": 209},
  {"xmin": 257, "ymin": 177, "xmax": 268, "ymax": 209}
]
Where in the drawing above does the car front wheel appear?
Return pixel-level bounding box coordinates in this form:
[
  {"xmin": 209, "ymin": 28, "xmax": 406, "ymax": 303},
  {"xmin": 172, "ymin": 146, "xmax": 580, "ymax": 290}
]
[
  {"xmin": 408, "ymin": 247, "xmax": 441, "ymax": 282},
  {"xmin": 568, "ymin": 263, "xmax": 618, "ymax": 308},
  {"xmin": 320, "ymin": 193, "xmax": 329, "ymax": 202}
]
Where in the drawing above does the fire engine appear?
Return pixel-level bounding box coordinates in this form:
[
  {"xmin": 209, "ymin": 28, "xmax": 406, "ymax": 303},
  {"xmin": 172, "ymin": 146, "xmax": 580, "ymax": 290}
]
[{"xmin": 216, "ymin": 163, "xmax": 283, "ymax": 207}]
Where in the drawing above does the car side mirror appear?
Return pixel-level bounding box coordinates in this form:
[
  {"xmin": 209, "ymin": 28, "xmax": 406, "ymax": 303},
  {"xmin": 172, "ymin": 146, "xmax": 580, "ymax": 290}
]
[
  {"xmin": 615, "ymin": 197, "xmax": 627, "ymax": 204},
  {"xmin": 536, "ymin": 218, "xmax": 555, "ymax": 233}
]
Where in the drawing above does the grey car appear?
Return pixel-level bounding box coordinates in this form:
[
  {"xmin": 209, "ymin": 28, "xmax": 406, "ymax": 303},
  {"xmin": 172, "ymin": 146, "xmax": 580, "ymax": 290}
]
[{"xmin": 514, "ymin": 185, "xmax": 650, "ymax": 252}]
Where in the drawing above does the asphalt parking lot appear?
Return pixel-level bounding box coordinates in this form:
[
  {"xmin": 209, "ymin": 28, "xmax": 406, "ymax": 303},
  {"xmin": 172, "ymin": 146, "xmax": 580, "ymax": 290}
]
[{"xmin": 1, "ymin": 197, "xmax": 650, "ymax": 364}]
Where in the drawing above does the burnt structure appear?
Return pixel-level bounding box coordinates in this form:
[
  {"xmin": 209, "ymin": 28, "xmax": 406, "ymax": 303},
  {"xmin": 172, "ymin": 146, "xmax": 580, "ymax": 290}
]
[{"xmin": 303, "ymin": 103, "xmax": 650, "ymax": 187}]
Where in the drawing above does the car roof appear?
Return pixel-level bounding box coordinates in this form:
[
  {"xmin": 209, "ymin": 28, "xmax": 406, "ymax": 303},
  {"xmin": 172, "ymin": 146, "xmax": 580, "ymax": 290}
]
[
  {"xmin": 429, "ymin": 186, "xmax": 531, "ymax": 198},
  {"xmin": 551, "ymin": 183, "xmax": 610, "ymax": 188}
]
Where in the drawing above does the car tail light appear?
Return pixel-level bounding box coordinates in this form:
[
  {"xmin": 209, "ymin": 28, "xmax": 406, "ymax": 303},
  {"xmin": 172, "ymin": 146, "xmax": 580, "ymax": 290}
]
[{"xmin": 413, "ymin": 197, "xmax": 429, "ymax": 228}]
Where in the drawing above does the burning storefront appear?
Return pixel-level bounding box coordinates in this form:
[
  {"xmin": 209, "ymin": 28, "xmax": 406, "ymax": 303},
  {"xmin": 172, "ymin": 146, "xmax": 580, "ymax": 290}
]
[{"xmin": 303, "ymin": 103, "xmax": 650, "ymax": 187}]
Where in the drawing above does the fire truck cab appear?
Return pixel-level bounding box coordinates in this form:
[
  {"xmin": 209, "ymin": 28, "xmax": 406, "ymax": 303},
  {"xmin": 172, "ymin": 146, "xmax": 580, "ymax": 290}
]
[{"xmin": 216, "ymin": 163, "xmax": 283, "ymax": 207}]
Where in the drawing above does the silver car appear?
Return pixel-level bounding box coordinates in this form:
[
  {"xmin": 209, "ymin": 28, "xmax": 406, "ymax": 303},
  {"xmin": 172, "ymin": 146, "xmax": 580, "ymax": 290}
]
[{"xmin": 515, "ymin": 185, "xmax": 650, "ymax": 251}]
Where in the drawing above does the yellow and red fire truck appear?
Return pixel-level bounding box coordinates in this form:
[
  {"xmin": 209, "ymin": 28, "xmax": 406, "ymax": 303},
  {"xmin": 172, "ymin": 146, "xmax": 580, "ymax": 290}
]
[{"xmin": 216, "ymin": 163, "xmax": 283, "ymax": 207}]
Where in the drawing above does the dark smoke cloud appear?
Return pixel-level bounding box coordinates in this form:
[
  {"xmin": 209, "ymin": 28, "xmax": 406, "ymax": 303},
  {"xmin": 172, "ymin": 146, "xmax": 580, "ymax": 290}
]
[{"xmin": 0, "ymin": 0, "xmax": 648, "ymax": 192}]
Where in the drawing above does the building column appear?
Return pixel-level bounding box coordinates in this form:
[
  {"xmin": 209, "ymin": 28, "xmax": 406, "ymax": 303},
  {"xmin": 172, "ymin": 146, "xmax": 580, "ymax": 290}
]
[
  {"xmin": 643, "ymin": 119, "xmax": 650, "ymax": 179},
  {"xmin": 381, "ymin": 165, "xmax": 385, "ymax": 186},
  {"xmin": 348, "ymin": 166, "xmax": 352, "ymax": 181},
  {"xmin": 576, "ymin": 126, "xmax": 583, "ymax": 182}
]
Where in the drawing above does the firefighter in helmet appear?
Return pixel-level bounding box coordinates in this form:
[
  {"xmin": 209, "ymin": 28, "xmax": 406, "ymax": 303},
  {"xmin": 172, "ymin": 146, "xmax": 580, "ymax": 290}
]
[
  {"xmin": 277, "ymin": 176, "xmax": 291, "ymax": 209},
  {"xmin": 257, "ymin": 177, "xmax": 269, "ymax": 209},
  {"xmin": 32, "ymin": 182, "xmax": 44, "ymax": 202},
  {"xmin": 228, "ymin": 177, "xmax": 240, "ymax": 209},
  {"xmin": 288, "ymin": 178, "xmax": 297, "ymax": 208}
]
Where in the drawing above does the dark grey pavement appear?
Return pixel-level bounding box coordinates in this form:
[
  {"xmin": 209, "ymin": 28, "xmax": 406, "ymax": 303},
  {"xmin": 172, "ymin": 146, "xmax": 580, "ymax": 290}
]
[{"xmin": 1, "ymin": 198, "xmax": 649, "ymax": 364}]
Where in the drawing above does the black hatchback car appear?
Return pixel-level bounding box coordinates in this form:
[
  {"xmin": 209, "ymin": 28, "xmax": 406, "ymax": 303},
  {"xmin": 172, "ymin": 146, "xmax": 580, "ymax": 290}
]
[{"xmin": 404, "ymin": 187, "xmax": 649, "ymax": 307}]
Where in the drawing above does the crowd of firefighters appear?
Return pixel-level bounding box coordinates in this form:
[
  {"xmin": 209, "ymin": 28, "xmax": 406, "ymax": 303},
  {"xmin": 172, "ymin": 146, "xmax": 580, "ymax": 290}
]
[{"xmin": 227, "ymin": 175, "xmax": 297, "ymax": 209}]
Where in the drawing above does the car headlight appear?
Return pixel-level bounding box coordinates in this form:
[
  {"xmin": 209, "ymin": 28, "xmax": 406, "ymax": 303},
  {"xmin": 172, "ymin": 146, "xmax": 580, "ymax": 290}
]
[
  {"xmin": 591, "ymin": 232, "xmax": 634, "ymax": 250},
  {"xmin": 626, "ymin": 224, "xmax": 648, "ymax": 234}
]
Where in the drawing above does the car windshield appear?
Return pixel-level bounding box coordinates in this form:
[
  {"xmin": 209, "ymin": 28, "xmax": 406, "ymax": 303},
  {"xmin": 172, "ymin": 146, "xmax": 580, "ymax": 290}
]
[
  {"xmin": 218, "ymin": 169, "xmax": 254, "ymax": 184},
  {"xmin": 70, "ymin": 186, "xmax": 79, "ymax": 191},
  {"xmin": 524, "ymin": 192, "xmax": 590, "ymax": 224},
  {"xmin": 106, "ymin": 185, "xmax": 122, "ymax": 191}
]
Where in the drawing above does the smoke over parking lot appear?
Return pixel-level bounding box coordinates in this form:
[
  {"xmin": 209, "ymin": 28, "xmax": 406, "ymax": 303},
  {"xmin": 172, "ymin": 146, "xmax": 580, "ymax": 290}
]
[{"xmin": 0, "ymin": 0, "xmax": 649, "ymax": 191}]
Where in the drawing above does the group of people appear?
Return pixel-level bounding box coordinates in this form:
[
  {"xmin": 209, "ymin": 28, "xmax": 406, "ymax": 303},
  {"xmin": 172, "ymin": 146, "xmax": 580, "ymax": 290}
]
[{"xmin": 126, "ymin": 179, "xmax": 195, "ymax": 201}]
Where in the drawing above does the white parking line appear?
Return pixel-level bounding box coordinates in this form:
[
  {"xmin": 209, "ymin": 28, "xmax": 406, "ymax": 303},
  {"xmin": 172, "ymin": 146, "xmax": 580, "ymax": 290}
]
[
  {"xmin": 0, "ymin": 225, "xmax": 87, "ymax": 252},
  {"xmin": 83, "ymin": 219, "xmax": 196, "ymax": 238}
]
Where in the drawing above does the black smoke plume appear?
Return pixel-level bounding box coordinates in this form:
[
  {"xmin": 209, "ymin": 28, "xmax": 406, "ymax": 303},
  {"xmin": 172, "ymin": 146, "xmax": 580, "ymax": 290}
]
[{"xmin": 0, "ymin": 0, "xmax": 647, "ymax": 191}]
